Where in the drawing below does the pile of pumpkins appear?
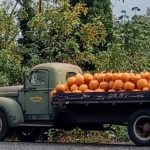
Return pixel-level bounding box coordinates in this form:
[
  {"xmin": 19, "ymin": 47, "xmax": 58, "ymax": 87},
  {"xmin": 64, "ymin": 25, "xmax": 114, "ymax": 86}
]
[{"xmin": 51, "ymin": 72, "xmax": 150, "ymax": 96}]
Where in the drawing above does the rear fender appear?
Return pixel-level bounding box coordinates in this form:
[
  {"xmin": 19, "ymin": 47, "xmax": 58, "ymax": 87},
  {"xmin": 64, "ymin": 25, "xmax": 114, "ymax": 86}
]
[{"xmin": 0, "ymin": 97, "xmax": 24, "ymax": 127}]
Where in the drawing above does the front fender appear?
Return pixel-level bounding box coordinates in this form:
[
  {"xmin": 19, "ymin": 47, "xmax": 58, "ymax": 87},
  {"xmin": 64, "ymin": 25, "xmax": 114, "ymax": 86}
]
[{"xmin": 0, "ymin": 97, "xmax": 24, "ymax": 127}]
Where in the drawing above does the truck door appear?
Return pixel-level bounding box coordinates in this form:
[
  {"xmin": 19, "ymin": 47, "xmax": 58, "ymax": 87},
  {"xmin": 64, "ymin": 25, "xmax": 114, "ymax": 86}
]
[{"xmin": 24, "ymin": 69, "xmax": 49, "ymax": 115}]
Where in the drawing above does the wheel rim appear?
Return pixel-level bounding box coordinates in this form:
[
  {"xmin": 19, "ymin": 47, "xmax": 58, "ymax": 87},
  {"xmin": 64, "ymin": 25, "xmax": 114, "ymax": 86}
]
[
  {"xmin": 133, "ymin": 115, "xmax": 150, "ymax": 141},
  {"xmin": 0, "ymin": 118, "xmax": 2, "ymax": 132}
]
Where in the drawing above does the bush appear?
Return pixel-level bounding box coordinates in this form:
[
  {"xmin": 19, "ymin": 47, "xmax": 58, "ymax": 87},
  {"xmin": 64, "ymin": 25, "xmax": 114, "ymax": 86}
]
[{"xmin": 46, "ymin": 126, "xmax": 130, "ymax": 144}]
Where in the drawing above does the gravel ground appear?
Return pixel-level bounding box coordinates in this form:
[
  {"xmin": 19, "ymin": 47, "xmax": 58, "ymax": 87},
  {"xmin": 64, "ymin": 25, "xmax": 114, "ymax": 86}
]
[{"xmin": 0, "ymin": 142, "xmax": 149, "ymax": 150}]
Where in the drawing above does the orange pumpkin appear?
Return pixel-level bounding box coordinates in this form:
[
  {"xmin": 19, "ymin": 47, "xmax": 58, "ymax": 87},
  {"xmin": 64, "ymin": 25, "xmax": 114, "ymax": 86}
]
[
  {"xmin": 67, "ymin": 76, "xmax": 76, "ymax": 86},
  {"xmin": 130, "ymin": 73, "xmax": 140, "ymax": 84},
  {"xmin": 121, "ymin": 73, "xmax": 130, "ymax": 82},
  {"xmin": 99, "ymin": 81, "xmax": 109, "ymax": 91},
  {"xmin": 84, "ymin": 73, "xmax": 93, "ymax": 84},
  {"xmin": 56, "ymin": 84, "xmax": 66, "ymax": 93},
  {"xmin": 113, "ymin": 80, "xmax": 124, "ymax": 91},
  {"xmin": 70, "ymin": 84, "xmax": 78, "ymax": 91},
  {"xmin": 89, "ymin": 80, "xmax": 99, "ymax": 90},
  {"xmin": 112, "ymin": 73, "xmax": 121, "ymax": 81},
  {"xmin": 148, "ymin": 73, "xmax": 150, "ymax": 80},
  {"xmin": 140, "ymin": 72, "xmax": 149, "ymax": 80},
  {"xmin": 148, "ymin": 81, "xmax": 150, "ymax": 88},
  {"xmin": 137, "ymin": 79, "xmax": 148, "ymax": 90},
  {"xmin": 109, "ymin": 81, "xmax": 114, "ymax": 89},
  {"xmin": 104, "ymin": 73, "xmax": 112, "ymax": 82},
  {"xmin": 143, "ymin": 87, "xmax": 150, "ymax": 91},
  {"xmin": 79, "ymin": 84, "xmax": 88, "ymax": 92},
  {"xmin": 95, "ymin": 89, "xmax": 105, "ymax": 92},
  {"xmin": 64, "ymin": 84, "xmax": 69, "ymax": 91},
  {"xmin": 93, "ymin": 73, "xmax": 103, "ymax": 82},
  {"xmin": 129, "ymin": 72, "xmax": 135, "ymax": 77},
  {"xmin": 124, "ymin": 81, "xmax": 135, "ymax": 91},
  {"xmin": 75, "ymin": 74, "xmax": 84, "ymax": 86}
]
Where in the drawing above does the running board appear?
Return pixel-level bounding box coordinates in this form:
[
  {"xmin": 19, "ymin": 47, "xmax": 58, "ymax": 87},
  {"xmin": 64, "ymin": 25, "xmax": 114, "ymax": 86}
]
[{"xmin": 19, "ymin": 121, "xmax": 54, "ymax": 127}]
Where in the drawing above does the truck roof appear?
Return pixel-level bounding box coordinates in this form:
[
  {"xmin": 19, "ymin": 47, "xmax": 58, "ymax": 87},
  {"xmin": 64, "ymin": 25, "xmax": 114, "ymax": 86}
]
[{"xmin": 32, "ymin": 62, "xmax": 82, "ymax": 72}]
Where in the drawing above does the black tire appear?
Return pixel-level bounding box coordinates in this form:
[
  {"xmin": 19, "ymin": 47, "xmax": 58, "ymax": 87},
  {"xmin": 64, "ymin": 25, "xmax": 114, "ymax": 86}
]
[
  {"xmin": 17, "ymin": 127, "xmax": 41, "ymax": 142},
  {"xmin": 128, "ymin": 109, "xmax": 150, "ymax": 146},
  {"xmin": 0, "ymin": 110, "xmax": 8, "ymax": 141}
]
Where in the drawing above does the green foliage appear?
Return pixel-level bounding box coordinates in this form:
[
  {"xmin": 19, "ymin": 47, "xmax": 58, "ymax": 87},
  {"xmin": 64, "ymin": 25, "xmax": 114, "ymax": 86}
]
[
  {"xmin": 1, "ymin": 0, "xmax": 150, "ymax": 84},
  {"xmin": 80, "ymin": 20, "xmax": 107, "ymax": 49},
  {"xmin": 46, "ymin": 126, "xmax": 129, "ymax": 144},
  {"xmin": 0, "ymin": 48, "xmax": 22, "ymax": 85},
  {"xmin": 112, "ymin": 15, "xmax": 150, "ymax": 72},
  {"xmin": 0, "ymin": 8, "xmax": 18, "ymax": 49},
  {"xmin": 105, "ymin": 125, "xmax": 129, "ymax": 143},
  {"xmin": 114, "ymin": 16, "xmax": 150, "ymax": 52},
  {"xmin": 127, "ymin": 16, "xmax": 150, "ymax": 52},
  {"xmin": 70, "ymin": 0, "xmax": 113, "ymax": 51},
  {"xmin": 0, "ymin": 73, "xmax": 9, "ymax": 86},
  {"xmin": 87, "ymin": 0, "xmax": 113, "ymax": 37},
  {"xmin": 47, "ymin": 128, "xmax": 109, "ymax": 143},
  {"xmin": 0, "ymin": 1, "xmax": 23, "ymax": 85},
  {"xmin": 104, "ymin": 43, "xmax": 131, "ymax": 72},
  {"xmin": 24, "ymin": 0, "xmax": 107, "ymax": 70}
]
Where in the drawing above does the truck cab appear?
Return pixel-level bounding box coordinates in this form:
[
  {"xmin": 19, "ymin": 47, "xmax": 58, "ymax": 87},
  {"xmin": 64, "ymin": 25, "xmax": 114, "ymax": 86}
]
[
  {"xmin": 0, "ymin": 62, "xmax": 82, "ymax": 141},
  {"xmin": 19, "ymin": 63, "xmax": 82, "ymax": 120}
]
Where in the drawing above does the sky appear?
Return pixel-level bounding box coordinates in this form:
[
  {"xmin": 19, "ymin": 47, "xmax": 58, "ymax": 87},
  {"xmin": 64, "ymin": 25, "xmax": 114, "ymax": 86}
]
[{"xmin": 111, "ymin": 0, "xmax": 150, "ymax": 19}]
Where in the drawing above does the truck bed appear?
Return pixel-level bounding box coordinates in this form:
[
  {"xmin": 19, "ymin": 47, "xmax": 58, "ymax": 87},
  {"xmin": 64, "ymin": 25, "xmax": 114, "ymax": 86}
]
[
  {"xmin": 52, "ymin": 91, "xmax": 150, "ymax": 104},
  {"xmin": 52, "ymin": 91, "xmax": 150, "ymax": 127}
]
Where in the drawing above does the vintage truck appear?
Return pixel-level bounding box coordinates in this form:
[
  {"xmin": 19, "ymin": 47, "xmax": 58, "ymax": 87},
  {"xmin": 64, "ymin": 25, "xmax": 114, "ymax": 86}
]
[{"xmin": 0, "ymin": 62, "xmax": 150, "ymax": 146}]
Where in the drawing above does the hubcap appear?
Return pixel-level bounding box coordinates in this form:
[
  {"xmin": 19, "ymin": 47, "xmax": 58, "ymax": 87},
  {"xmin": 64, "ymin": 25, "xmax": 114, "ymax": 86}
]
[
  {"xmin": 133, "ymin": 115, "xmax": 150, "ymax": 141},
  {"xmin": 0, "ymin": 118, "xmax": 2, "ymax": 132}
]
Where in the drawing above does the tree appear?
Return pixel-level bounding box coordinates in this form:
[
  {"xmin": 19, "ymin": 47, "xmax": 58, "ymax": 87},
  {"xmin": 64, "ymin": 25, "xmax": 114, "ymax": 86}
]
[
  {"xmin": 70, "ymin": 0, "xmax": 113, "ymax": 51},
  {"xmin": 112, "ymin": 15, "xmax": 150, "ymax": 71},
  {"xmin": 131, "ymin": 6, "xmax": 140, "ymax": 16},
  {"xmin": 118, "ymin": 10, "xmax": 129, "ymax": 23},
  {"xmin": 15, "ymin": 0, "xmax": 107, "ymax": 71},
  {"xmin": 0, "ymin": 0, "xmax": 22, "ymax": 85},
  {"xmin": 16, "ymin": 0, "xmax": 36, "ymax": 66}
]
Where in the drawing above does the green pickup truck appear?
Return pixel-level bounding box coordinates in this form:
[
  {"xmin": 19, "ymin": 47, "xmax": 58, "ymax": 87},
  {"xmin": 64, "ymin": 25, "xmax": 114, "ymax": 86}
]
[{"xmin": 0, "ymin": 62, "xmax": 150, "ymax": 146}]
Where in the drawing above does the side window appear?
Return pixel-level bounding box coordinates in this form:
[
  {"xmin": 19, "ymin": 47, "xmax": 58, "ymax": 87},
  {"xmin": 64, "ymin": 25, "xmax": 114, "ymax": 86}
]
[
  {"xmin": 66, "ymin": 72, "xmax": 76, "ymax": 79},
  {"xmin": 30, "ymin": 72, "xmax": 45, "ymax": 85},
  {"xmin": 29, "ymin": 70, "xmax": 48, "ymax": 86}
]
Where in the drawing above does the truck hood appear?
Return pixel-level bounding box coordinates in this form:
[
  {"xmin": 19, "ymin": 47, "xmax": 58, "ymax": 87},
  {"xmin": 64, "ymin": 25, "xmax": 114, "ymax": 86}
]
[{"xmin": 0, "ymin": 85, "xmax": 23, "ymax": 97}]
